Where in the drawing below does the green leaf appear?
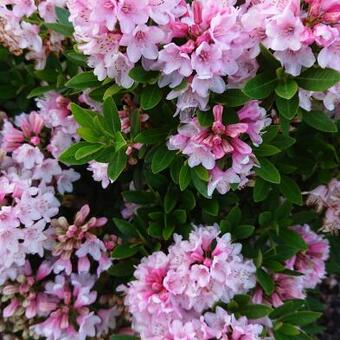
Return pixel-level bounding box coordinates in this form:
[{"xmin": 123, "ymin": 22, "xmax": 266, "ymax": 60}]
[
  {"xmin": 71, "ymin": 103, "xmax": 95, "ymax": 128},
  {"xmin": 45, "ymin": 22, "xmax": 74, "ymax": 36},
  {"xmin": 232, "ymin": 225, "xmax": 255, "ymax": 240},
  {"xmin": 240, "ymin": 304, "xmax": 272, "ymax": 319},
  {"xmin": 108, "ymin": 260, "xmax": 135, "ymax": 277},
  {"xmin": 75, "ymin": 143, "xmax": 103, "ymax": 160},
  {"xmin": 197, "ymin": 111, "xmax": 213, "ymax": 127},
  {"xmin": 279, "ymin": 176, "xmax": 302, "ymax": 205},
  {"xmin": 134, "ymin": 128, "xmax": 168, "ymax": 144},
  {"xmin": 256, "ymin": 268, "xmax": 274, "ymax": 295},
  {"xmin": 123, "ymin": 191, "xmax": 156, "ymax": 205},
  {"xmin": 64, "ymin": 51, "xmax": 87, "ymax": 66},
  {"xmin": 180, "ymin": 190, "xmax": 196, "ymax": 210},
  {"xmin": 215, "ymin": 89, "xmax": 251, "ymax": 107},
  {"xmin": 277, "ymin": 324, "xmax": 301, "ymax": 336},
  {"xmin": 296, "ymin": 67, "xmax": 340, "ymax": 91},
  {"xmin": 192, "ymin": 166, "xmax": 210, "ymax": 182},
  {"xmin": 59, "ymin": 142, "xmax": 95, "ymax": 165},
  {"xmin": 151, "ymin": 146, "xmax": 176, "ymax": 174},
  {"xmin": 164, "ymin": 187, "xmax": 177, "ymax": 214},
  {"xmin": 191, "ymin": 168, "xmax": 209, "ymax": 198},
  {"xmin": 130, "ymin": 110, "xmax": 141, "ymax": 138},
  {"xmin": 226, "ymin": 206, "xmax": 242, "ymax": 225},
  {"xmin": 202, "ymin": 199, "xmax": 219, "ymax": 216},
  {"xmin": 113, "ymin": 218, "xmax": 139, "ymax": 239},
  {"xmin": 243, "ymin": 72, "xmax": 278, "ymax": 99},
  {"xmin": 253, "ymin": 178, "xmax": 270, "ymax": 202},
  {"xmin": 112, "ymin": 245, "xmax": 139, "ymax": 259},
  {"xmin": 103, "ymin": 97, "xmax": 121, "ymax": 134},
  {"xmin": 65, "ymin": 71, "xmax": 100, "ymax": 89},
  {"xmin": 55, "ymin": 7, "xmax": 71, "ymax": 25},
  {"xmin": 27, "ymin": 86, "xmax": 55, "ymax": 98},
  {"xmin": 259, "ymin": 44, "xmax": 281, "ymax": 69},
  {"xmin": 276, "ymin": 93, "xmax": 299, "ymax": 120},
  {"xmin": 256, "ymin": 158, "xmax": 281, "ymax": 184},
  {"xmin": 173, "ymin": 209, "xmax": 187, "ymax": 223},
  {"xmin": 77, "ymin": 127, "xmax": 100, "ymax": 143},
  {"xmin": 275, "ymin": 79, "xmax": 298, "ymax": 99},
  {"xmin": 179, "ymin": 163, "xmax": 191, "ymax": 191},
  {"xmin": 108, "ymin": 149, "xmax": 128, "ymax": 181},
  {"xmin": 140, "ymin": 85, "xmax": 162, "ymax": 110},
  {"xmin": 129, "ymin": 66, "xmax": 159, "ymax": 83},
  {"xmin": 271, "ymin": 135, "xmax": 296, "ymax": 150},
  {"xmin": 254, "ymin": 144, "xmax": 281, "ymax": 157},
  {"xmin": 114, "ymin": 132, "xmax": 127, "ymax": 151},
  {"xmin": 280, "ymin": 311, "xmax": 321, "ymax": 326},
  {"xmin": 269, "ymin": 300, "xmax": 305, "ymax": 319},
  {"xmin": 103, "ymin": 84, "xmax": 122, "ymax": 99},
  {"xmin": 302, "ymin": 110, "xmax": 338, "ymax": 133},
  {"xmin": 279, "ymin": 229, "xmax": 308, "ymax": 251}
]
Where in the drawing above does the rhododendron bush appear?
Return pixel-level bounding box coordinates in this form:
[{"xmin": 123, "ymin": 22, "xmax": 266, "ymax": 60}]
[{"xmin": 0, "ymin": 0, "xmax": 339, "ymax": 339}]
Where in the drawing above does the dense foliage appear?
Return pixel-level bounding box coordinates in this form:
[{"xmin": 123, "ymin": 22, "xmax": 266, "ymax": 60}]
[{"xmin": 0, "ymin": 0, "xmax": 339, "ymax": 339}]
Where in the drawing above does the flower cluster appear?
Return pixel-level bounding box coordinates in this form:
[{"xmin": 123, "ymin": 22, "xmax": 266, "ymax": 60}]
[
  {"xmin": 0, "ymin": 206, "xmax": 122, "ymax": 339},
  {"xmin": 124, "ymin": 224, "xmax": 259, "ymax": 339},
  {"xmin": 0, "ymin": 0, "xmax": 67, "ymax": 69},
  {"xmin": 253, "ymin": 224, "xmax": 329, "ymax": 307},
  {"xmin": 67, "ymin": 0, "xmax": 340, "ymax": 115},
  {"xmin": 168, "ymin": 102, "xmax": 271, "ymax": 195},
  {"xmin": 307, "ymin": 179, "xmax": 340, "ymax": 233},
  {"xmin": 246, "ymin": 0, "xmax": 340, "ymax": 75},
  {"xmin": 67, "ymin": 0, "xmax": 260, "ymax": 112},
  {"xmin": 0, "ymin": 92, "xmax": 79, "ymax": 284}
]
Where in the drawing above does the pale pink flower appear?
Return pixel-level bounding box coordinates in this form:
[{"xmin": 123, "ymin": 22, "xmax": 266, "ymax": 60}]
[
  {"xmin": 318, "ymin": 39, "xmax": 340, "ymax": 71},
  {"xmin": 313, "ymin": 24, "xmax": 339, "ymax": 47},
  {"xmin": 286, "ymin": 224, "xmax": 329, "ymax": 289},
  {"xmin": 191, "ymin": 42, "xmax": 223, "ymax": 78},
  {"xmin": 265, "ymin": 9, "xmax": 305, "ymax": 51},
  {"xmin": 12, "ymin": 144, "xmax": 44, "ymax": 169},
  {"xmin": 120, "ymin": 24, "xmax": 165, "ymax": 63},
  {"xmin": 33, "ymin": 159, "xmax": 62, "ymax": 183},
  {"xmin": 22, "ymin": 220, "xmax": 48, "ymax": 257},
  {"xmin": 274, "ymin": 46, "xmax": 316, "ymax": 76},
  {"xmin": 158, "ymin": 43, "xmax": 193, "ymax": 77},
  {"xmin": 87, "ymin": 161, "xmax": 111, "ymax": 189},
  {"xmin": 207, "ymin": 167, "xmax": 240, "ymax": 196},
  {"xmin": 117, "ymin": 0, "xmax": 149, "ymax": 33}
]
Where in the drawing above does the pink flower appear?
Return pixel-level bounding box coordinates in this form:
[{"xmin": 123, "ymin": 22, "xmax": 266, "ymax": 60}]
[
  {"xmin": 22, "ymin": 220, "xmax": 48, "ymax": 257},
  {"xmin": 117, "ymin": 0, "xmax": 149, "ymax": 33},
  {"xmin": 12, "ymin": 144, "xmax": 44, "ymax": 169},
  {"xmin": 318, "ymin": 39, "xmax": 340, "ymax": 72},
  {"xmin": 78, "ymin": 312, "xmax": 102, "ymax": 339},
  {"xmin": 286, "ymin": 225, "xmax": 329, "ymax": 289},
  {"xmin": 274, "ymin": 46, "xmax": 316, "ymax": 76},
  {"xmin": 90, "ymin": 0, "xmax": 118, "ymax": 30},
  {"xmin": 158, "ymin": 43, "xmax": 193, "ymax": 77},
  {"xmin": 207, "ymin": 167, "xmax": 240, "ymax": 196},
  {"xmin": 149, "ymin": 0, "xmax": 185, "ymax": 25},
  {"xmin": 313, "ymin": 24, "xmax": 339, "ymax": 47},
  {"xmin": 33, "ymin": 159, "xmax": 62, "ymax": 183},
  {"xmin": 12, "ymin": 0, "xmax": 36, "ymax": 18},
  {"xmin": 265, "ymin": 9, "xmax": 305, "ymax": 51},
  {"xmin": 106, "ymin": 52, "xmax": 134, "ymax": 88},
  {"xmin": 87, "ymin": 161, "xmax": 111, "ymax": 189},
  {"xmin": 191, "ymin": 42, "xmax": 223, "ymax": 78},
  {"xmin": 120, "ymin": 24, "xmax": 165, "ymax": 63}
]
